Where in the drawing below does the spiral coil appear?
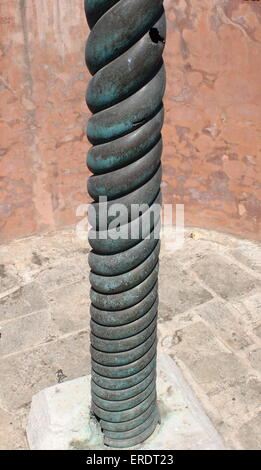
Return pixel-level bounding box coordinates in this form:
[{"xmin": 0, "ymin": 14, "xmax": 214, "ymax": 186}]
[{"xmin": 84, "ymin": 0, "xmax": 166, "ymax": 448}]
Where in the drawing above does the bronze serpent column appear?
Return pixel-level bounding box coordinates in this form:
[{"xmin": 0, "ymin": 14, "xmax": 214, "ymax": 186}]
[{"xmin": 84, "ymin": 0, "xmax": 166, "ymax": 448}]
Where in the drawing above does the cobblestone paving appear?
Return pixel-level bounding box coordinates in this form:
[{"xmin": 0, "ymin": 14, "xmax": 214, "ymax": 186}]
[{"xmin": 0, "ymin": 228, "xmax": 260, "ymax": 450}]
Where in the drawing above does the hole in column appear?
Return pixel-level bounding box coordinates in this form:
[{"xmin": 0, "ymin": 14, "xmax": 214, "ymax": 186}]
[{"xmin": 149, "ymin": 28, "xmax": 165, "ymax": 44}]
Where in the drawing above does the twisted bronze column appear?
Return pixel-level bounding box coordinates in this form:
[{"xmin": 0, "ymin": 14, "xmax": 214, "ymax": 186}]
[{"xmin": 84, "ymin": 0, "xmax": 166, "ymax": 448}]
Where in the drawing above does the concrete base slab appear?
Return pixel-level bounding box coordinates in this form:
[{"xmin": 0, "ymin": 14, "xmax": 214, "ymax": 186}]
[{"xmin": 26, "ymin": 354, "xmax": 225, "ymax": 450}]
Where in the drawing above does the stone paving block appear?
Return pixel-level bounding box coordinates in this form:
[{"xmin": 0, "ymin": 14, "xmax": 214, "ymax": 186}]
[
  {"xmin": 0, "ymin": 310, "xmax": 58, "ymax": 357},
  {"xmin": 0, "ymin": 282, "xmax": 47, "ymax": 322},
  {"xmin": 162, "ymin": 238, "xmax": 226, "ymax": 268},
  {"xmin": 48, "ymin": 281, "xmax": 90, "ymax": 334},
  {"xmin": 253, "ymin": 325, "xmax": 261, "ymax": 338},
  {"xmin": 236, "ymin": 412, "xmax": 261, "ymax": 450},
  {"xmin": 195, "ymin": 299, "xmax": 252, "ymax": 350},
  {"xmin": 191, "ymin": 254, "xmax": 260, "ymax": 300},
  {"xmin": 159, "ymin": 264, "xmax": 212, "ymax": 318},
  {"xmin": 208, "ymin": 379, "xmax": 261, "ymax": 429},
  {"xmin": 0, "ymin": 408, "xmax": 27, "ymax": 450},
  {"xmin": 0, "ymin": 230, "xmax": 88, "ymax": 275},
  {"xmin": 158, "ymin": 300, "xmax": 176, "ymax": 324},
  {"xmin": 248, "ymin": 349, "xmax": 261, "ymax": 373},
  {"xmin": 166, "ymin": 321, "xmax": 226, "ymax": 361},
  {"xmin": 0, "ymin": 331, "xmax": 90, "ymax": 410},
  {"xmin": 230, "ymin": 293, "xmax": 261, "ymax": 326},
  {"xmin": 157, "ymin": 309, "xmax": 195, "ymax": 345},
  {"xmin": 0, "ymin": 265, "xmax": 21, "ymax": 294},
  {"xmin": 173, "ymin": 352, "xmax": 248, "ymax": 395},
  {"xmin": 35, "ymin": 255, "xmax": 88, "ymax": 291},
  {"xmin": 230, "ymin": 242, "xmax": 261, "ymax": 273}
]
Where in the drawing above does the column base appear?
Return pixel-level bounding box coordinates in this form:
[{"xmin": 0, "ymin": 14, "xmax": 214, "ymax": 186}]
[{"xmin": 26, "ymin": 354, "xmax": 225, "ymax": 450}]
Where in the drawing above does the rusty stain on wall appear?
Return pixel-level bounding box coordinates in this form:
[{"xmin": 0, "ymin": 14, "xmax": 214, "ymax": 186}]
[{"xmin": 0, "ymin": 0, "xmax": 260, "ymax": 242}]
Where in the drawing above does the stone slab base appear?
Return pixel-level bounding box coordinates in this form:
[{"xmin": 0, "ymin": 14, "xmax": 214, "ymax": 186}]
[{"xmin": 26, "ymin": 354, "xmax": 225, "ymax": 450}]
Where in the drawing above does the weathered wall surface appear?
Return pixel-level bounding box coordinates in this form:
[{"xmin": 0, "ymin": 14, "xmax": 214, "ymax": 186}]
[
  {"xmin": 0, "ymin": 0, "xmax": 90, "ymax": 241},
  {"xmin": 163, "ymin": 0, "xmax": 261, "ymax": 240},
  {"xmin": 0, "ymin": 0, "xmax": 260, "ymax": 243}
]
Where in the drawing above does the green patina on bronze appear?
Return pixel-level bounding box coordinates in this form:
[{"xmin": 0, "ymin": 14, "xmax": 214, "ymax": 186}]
[{"xmin": 84, "ymin": 0, "xmax": 166, "ymax": 447}]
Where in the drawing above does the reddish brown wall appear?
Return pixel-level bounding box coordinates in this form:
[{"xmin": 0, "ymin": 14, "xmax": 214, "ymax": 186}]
[{"xmin": 0, "ymin": 0, "xmax": 260, "ymax": 243}]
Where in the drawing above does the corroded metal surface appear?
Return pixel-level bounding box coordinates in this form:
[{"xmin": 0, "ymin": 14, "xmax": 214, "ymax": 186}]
[{"xmin": 84, "ymin": 0, "xmax": 166, "ymax": 448}]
